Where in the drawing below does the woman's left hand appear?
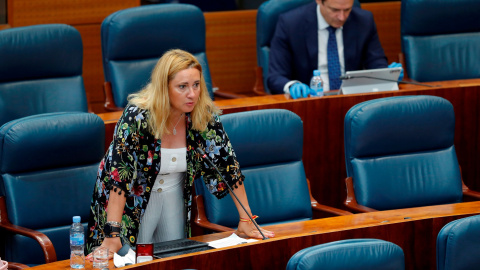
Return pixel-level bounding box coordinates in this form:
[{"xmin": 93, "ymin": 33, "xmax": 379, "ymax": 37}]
[{"xmin": 235, "ymin": 220, "xmax": 275, "ymax": 239}]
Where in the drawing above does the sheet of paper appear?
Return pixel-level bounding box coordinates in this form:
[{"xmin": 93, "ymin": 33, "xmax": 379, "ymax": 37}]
[
  {"xmin": 113, "ymin": 248, "xmax": 136, "ymax": 267},
  {"xmin": 207, "ymin": 233, "xmax": 258, "ymax": 249}
]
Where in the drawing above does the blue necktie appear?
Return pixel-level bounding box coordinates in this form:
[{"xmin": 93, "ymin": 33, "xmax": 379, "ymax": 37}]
[{"xmin": 327, "ymin": 26, "xmax": 341, "ymax": 90}]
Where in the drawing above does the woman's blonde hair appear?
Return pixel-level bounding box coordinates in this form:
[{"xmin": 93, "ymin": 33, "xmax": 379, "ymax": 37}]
[{"xmin": 128, "ymin": 49, "xmax": 220, "ymax": 139}]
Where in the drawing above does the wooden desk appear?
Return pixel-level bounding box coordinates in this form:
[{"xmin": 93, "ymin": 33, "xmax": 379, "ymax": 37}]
[
  {"xmin": 28, "ymin": 201, "xmax": 480, "ymax": 270},
  {"xmin": 98, "ymin": 78, "xmax": 480, "ymax": 210}
]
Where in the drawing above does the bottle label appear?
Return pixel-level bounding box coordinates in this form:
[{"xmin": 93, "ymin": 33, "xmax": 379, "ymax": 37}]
[
  {"xmin": 311, "ymin": 82, "xmax": 323, "ymax": 97},
  {"xmin": 70, "ymin": 234, "xmax": 84, "ymax": 245}
]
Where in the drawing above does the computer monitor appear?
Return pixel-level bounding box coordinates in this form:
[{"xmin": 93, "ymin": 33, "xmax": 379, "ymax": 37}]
[{"xmin": 339, "ymin": 67, "xmax": 402, "ymax": 95}]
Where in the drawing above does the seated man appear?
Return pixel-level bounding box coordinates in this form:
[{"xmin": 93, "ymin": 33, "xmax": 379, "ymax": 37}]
[{"xmin": 268, "ymin": 0, "xmax": 399, "ymax": 98}]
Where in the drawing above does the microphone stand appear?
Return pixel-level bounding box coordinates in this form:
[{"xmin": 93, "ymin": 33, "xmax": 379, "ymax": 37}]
[
  {"xmin": 196, "ymin": 147, "xmax": 268, "ymax": 240},
  {"xmin": 340, "ymin": 75, "xmax": 439, "ymax": 87}
]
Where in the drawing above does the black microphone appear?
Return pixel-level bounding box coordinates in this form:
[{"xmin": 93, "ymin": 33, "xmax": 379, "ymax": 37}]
[
  {"xmin": 196, "ymin": 147, "xmax": 268, "ymax": 240},
  {"xmin": 339, "ymin": 75, "xmax": 438, "ymax": 87}
]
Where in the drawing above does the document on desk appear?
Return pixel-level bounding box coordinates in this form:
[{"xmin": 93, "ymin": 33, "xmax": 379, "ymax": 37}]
[{"xmin": 207, "ymin": 233, "xmax": 258, "ymax": 249}]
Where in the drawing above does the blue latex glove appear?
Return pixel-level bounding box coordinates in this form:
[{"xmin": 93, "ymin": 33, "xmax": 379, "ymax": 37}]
[
  {"xmin": 388, "ymin": 62, "xmax": 404, "ymax": 81},
  {"xmin": 289, "ymin": 82, "xmax": 310, "ymax": 99}
]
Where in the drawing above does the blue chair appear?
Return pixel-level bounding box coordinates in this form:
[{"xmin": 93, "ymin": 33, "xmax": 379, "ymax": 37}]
[
  {"xmin": 254, "ymin": 0, "xmax": 361, "ymax": 94},
  {"xmin": 287, "ymin": 239, "xmax": 405, "ymax": 270},
  {"xmin": 192, "ymin": 109, "xmax": 351, "ymax": 235},
  {"xmin": 0, "ymin": 112, "xmax": 105, "ymax": 266},
  {"xmin": 343, "ymin": 95, "xmax": 480, "ymax": 213},
  {"xmin": 0, "ymin": 24, "xmax": 88, "ymax": 127},
  {"xmin": 401, "ymin": 0, "xmax": 480, "ymax": 82},
  {"xmin": 437, "ymin": 214, "xmax": 480, "ymax": 270},
  {"xmin": 101, "ymin": 4, "xmax": 240, "ymax": 111}
]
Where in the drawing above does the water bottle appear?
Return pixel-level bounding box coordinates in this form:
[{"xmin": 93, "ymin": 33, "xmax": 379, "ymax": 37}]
[
  {"xmin": 70, "ymin": 216, "xmax": 85, "ymax": 269},
  {"xmin": 309, "ymin": 70, "xmax": 324, "ymax": 97}
]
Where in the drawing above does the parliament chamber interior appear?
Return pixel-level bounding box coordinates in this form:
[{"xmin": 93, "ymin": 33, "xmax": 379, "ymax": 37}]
[{"xmin": 1, "ymin": 0, "xmax": 480, "ymax": 269}]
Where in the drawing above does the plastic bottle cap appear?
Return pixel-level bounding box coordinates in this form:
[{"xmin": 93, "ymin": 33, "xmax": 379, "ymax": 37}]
[
  {"xmin": 313, "ymin": 70, "xmax": 321, "ymax": 76},
  {"xmin": 73, "ymin": 216, "xmax": 81, "ymax": 223}
]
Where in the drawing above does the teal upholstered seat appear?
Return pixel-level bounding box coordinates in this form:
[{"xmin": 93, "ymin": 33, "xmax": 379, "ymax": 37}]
[
  {"xmin": 0, "ymin": 112, "xmax": 104, "ymax": 265},
  {"xmin": 101, "ymin": 4, "xmax": 216, "ymax": 110},
  {"xmin": 287, "ymin": 239, "xmax": 405, "ymax": 270},
  {"xmin": 437, "ymin": 214, "xmax": 480, "ymax": 270},
  {"xmin": 192, "ymin": 109, "xmax": 351, "ymax": 235},
  {"xmin": 0, "ymin": 24, "xmax": 88, "ymax": 127},
  {"xmin": 401, "ymin": 0, "xmax": 480, "ymax": 81},
  {"xmin": 343, "ymin": 95, "xmax": 480, "ymax": 213}
]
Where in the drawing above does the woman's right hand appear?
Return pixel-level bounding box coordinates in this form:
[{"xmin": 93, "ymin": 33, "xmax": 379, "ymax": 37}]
[{"xmin": 86, "ymin": 236, "xmax": 123, "ymax": 261}]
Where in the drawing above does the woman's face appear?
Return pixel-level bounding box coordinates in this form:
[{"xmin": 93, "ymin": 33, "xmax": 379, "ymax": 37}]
[{"xmin": 168, "ymin": 67, "xmax": 201, "ymax": 116}]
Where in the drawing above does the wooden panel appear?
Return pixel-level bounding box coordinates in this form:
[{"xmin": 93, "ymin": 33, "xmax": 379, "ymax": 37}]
[
  {"xmin": 27, "ymin": 201, "xmax": 480, "ymax": 270},
  {"xmin": 205, "ymin": 10, "xmax": 258, "ymax": 96},
  {"xmin": 362, "ymin": 1, "xmax": 402, "ymax": 63},
  {"xmin": 7, "ymin": 0, "xmax": 139, "ymax": 27},
  {"xmin": 75, "ymin": 24, "xmax": 105, "ymax": 111}
]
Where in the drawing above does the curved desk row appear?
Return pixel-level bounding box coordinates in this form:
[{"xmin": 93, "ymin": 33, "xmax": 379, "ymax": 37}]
[{"xmin": 28, "ymin": 201, "xmax": 480, "ymax": 270}]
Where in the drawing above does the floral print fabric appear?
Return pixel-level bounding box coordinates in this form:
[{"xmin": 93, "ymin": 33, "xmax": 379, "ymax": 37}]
[{"xmin": 86, "ymin": 104, "xmax": 244, "ymax": 252}]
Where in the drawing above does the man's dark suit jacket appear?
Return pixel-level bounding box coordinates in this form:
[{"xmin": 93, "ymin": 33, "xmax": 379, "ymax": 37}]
[{"xmin": 267, "ymin": 2, "xmax": 388, "ymax": 94}]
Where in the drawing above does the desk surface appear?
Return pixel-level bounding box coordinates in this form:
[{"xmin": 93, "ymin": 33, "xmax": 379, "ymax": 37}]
[
  {"xmin": 98, "ymin": 78, "xmax": 480, "ymax": 210},
  {"xmin": 28, "ymin": 201, "xmax": 480, "ymax": 270}
]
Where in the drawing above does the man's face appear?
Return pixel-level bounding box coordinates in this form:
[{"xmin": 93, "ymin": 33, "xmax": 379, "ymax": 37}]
[{"xmin": 317, "ymin": 0, "xmax": 354, "ymax": 28}]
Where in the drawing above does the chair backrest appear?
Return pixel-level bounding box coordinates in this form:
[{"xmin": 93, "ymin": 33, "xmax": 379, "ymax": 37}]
[
  {"xmin": 344, "ymin": 95, "xmax": 463, "ymax": 210},
  {"xmin": 256, "ymin": 0, "xmax": 361, "ymax": 93},
  {"xmin": 256, "ymin": 0, "xmax": 311, "ymax": 93},
  {"xmin": 286, "ymin": 239, "xmax": 405, "ymax": 270},
  {"xmin": 401, "ymin": 0, "xmax": 480, "ymax": 82},
  {"xmin": 0, "ymin": 24, "xmax": 88, "ymax": 127},
  {"xmin": 101, "ymin": 4, "xmax": 214, "ymax": 108},
  {"xmin": 437, "ymin": 214, "xmax": 480, "ymax": 270},
  {"xmin": 0, "ymin": 112, "xmax": 105, "ymax": 265},
  {"xmin": 194, "ymin": 109, "xmax": 312, "ymax": 227}
]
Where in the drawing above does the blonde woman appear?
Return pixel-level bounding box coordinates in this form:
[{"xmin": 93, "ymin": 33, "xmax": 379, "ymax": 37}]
[{"xmin": 86, "ymin": 49, "xmax": 274, "ymax": 258}]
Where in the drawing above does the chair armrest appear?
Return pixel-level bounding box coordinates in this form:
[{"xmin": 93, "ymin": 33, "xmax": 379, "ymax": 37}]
[
  {"xmin": 311, "ymin": 202, "xmax": 353, "ymax": 216},
  {"xmin": 213, "ymin": 91, "xmax": 248, "ymax": 99},
  {"xmin": 211, "ymin": 79, "xmax": 248, "ymax": 99},
  {"xmin": 253, "ymin": 66, "xmax": 268, "ymax": 96},
  {"xmin": 8, "ymin": 262, "xmax": 30, "ymax": 270},
  {"xmin": 306, "ymin": 179, "xmax": 352, "ymax": 216},
  {"xmin": 397, "ymin": 52, "xmax": 411, "ymax": 82},
  {"xmin": 462, "ymin": 181, "xmax": 480, "ymax": 200},
  {"xmin": 103, "ymin": 82, "xmax": 125, "ymax": 112},
  {"xmin": 344, "ymin": 177, "xmax": 378, "ymax": 213},
  {"xmin": 193, "ymin": 195, "xmax": 236, "ymax": 233},
  {"xmin": 0, "ymin": 196, "xmax": 57, "ymax": 263}
]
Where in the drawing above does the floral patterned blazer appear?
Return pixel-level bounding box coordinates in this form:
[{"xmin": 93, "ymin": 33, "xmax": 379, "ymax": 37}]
[{"xmin": 86, "ymin": 104, "xmax": 244, "ymax": 252}]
